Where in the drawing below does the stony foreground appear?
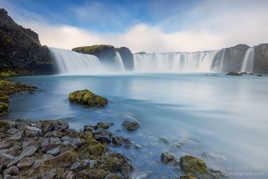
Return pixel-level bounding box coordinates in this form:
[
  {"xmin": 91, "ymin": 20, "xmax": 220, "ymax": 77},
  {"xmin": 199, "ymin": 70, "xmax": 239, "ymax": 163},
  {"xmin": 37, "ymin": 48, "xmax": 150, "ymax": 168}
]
[{"xmin": 0, "ymin": 119, "xmax": 133, "ymax": 179}]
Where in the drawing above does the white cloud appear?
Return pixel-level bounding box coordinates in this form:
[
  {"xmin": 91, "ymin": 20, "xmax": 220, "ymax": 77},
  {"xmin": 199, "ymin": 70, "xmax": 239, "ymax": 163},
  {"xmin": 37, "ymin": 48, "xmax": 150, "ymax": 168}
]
[{"xmin": 2, "ymin": 0, "xmax": 268, "ymax": 52}]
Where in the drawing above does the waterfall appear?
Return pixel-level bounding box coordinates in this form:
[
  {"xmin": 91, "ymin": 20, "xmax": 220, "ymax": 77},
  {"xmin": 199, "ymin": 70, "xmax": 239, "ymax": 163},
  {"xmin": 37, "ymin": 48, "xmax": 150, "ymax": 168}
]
[
  {"xmin": 241, "ymin": 47, "xmax": 255, "ymax": 73},
  {"xmin": 49, "ymin": 48, "xmax": 102, "ymax": 75},
  {"xmin": 115, "ymin": 51, "xmax": 125, "ymax": 71},
  {"xmin": 133, "ymin": 51, "xmax": 218, "ymax": 73}
]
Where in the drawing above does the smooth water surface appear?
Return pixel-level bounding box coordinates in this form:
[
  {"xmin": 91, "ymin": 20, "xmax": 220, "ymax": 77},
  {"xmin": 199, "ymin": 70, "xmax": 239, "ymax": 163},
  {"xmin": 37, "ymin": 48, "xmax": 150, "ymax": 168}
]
[{"xmin": 4, "ymin": 73, "xmax": 268, "ymax": 179}]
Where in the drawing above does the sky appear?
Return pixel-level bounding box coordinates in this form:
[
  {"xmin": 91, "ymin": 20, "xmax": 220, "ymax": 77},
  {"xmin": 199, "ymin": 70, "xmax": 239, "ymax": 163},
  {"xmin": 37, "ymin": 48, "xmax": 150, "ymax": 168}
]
[{"xmin": 1, "ymin": 0, "xmax": 268, "ymax": 52}]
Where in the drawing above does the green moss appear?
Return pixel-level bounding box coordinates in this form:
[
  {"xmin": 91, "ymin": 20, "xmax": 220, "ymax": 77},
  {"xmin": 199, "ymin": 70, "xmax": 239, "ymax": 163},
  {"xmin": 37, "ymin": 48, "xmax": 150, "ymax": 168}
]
[
  {"xmin": 0, "ymin": 70, "xmax": 17, "ymax": 77},
  {"xmin": 72, "ymin": 45, "xmax": 114, "ymax": 55},
  {"xmin": 0, "ymin": 94, "xmax": 9, "ymax": 103},
  {"xmin": 180, "ymin": 176, "xmax": 196, "ymax": 179},
  {"xmin": 88, "ymin": 143, "xmax": 105, "ymax": 156},
  {"xmin": 69, "ymin": 90, "xmax": 108, "ymax": 107},
  {"xmin": 179, "ymin": 155, "xmax": 208, "ymax": 175}
]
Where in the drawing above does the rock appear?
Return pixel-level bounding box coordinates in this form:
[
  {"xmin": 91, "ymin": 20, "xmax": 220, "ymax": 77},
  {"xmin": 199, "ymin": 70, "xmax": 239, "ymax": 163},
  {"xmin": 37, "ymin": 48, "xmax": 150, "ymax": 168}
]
[
  {"xmin": 105, "ymin": 173, "xmax": 123, "ymax": 179},
  {"xmin": 159, "ymin": 137, "xmax": 169, "ymax": 144},
  {"xmin": 101, "ymin": 153, "xmax": 132, "ymax": 176},
  {"xmin": 89, "ymin": 160, "xmax": 97, "ymax": 169},
  {"xmin": 46, "ymin": 147, "xmax": 60, "ymax": 156},
  {"xmin": 3, "ymin": 175, "xmax": 19, "ymax": 179},
  {"xmin": 8, "ymin": 145, "xmax": 38, "ymax": 167},
  {"xmin": 112, "ymin": 136, "xmax": 131, "ymax": 148},
  {"xmin": 0, "ymin": 121, "xmax": 14, "ymax": 131},
  {"xmin": 254, "ymin": 43, "xmax": 268, "ymax": 73},
  {"xmin": 134, "ymin": 144, "xmax": 142, "ymax": 149},
  {"xmin": 0, "ymin": 142, "xmax": 12, "ymax": 150},
  {"xmin": 69, "ymin": 90, "xmax": 108, "ymax": 107},
  {"xmin": 226, "ymin": 72, "xmax": 243, "ymax": 76},
  {"xmin": 179, "ymin": 155, "xmax": 208, "ymax": 175},
  {"xmin": 180, "ymin": 176, "xmax": 196, "ymax": 179},
  {"xmin": 3, "ymin": 166, "xmax": 19, "ymax": 176},
  {"xmin": 94, "ymin": 129, "xmax": 112, "ymax": 144},
  {"xmin": 17, "ymin": 157, "xmax": 34, "ymax": 169},
  {"xmin": 97, "ymin": 122, "xmax": 114, "ymax": 129},
  {"xmin": 122, "ymin": 120, "xmax": 140, "ymax": 131},
  {"xmin": 64, "ymin": 171, "xmax": 75, "ymax": 179},
  {"xmin": 160, "ymin": 152, "xmax": 176, "ymax": 164},
  {"xmin": 77, "ymin": 169, "xmax": 108, "ymax": 179},
  {"xmin": 0, "ymin": 8, "xmax": 54, "ymax": 74},
  {"xmin": 71, "ymin": 161, "xmax": 81, "ymax": 171},
  {"xmin": 9, "ymin": 131, "xmax": 23, "ymax": 141},
  {"xmin": 44, "ymin": 150, "xmax": 78, "ymax": 168}
]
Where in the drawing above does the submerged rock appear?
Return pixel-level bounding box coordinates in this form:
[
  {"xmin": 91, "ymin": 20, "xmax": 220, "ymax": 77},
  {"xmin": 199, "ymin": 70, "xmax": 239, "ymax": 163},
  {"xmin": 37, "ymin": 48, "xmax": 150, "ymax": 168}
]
[
  {"xmin": 180, "ymin": 176, "xmax": 196, "ymax": 179},
  {"xmin": 122, "ymin": 120, "xmax": 140, "ymax": 131},
  {"xmin": 159, "ymin": 137, "xmax": 169, "ymax": 144},
  {"xmin": 161, "ymin": 152, "xmax": 176, "ymax": 164},
  {"xmin": 69, "ymin": 89, "xmax": 108, "ymax": 107},
  {"xmin": 226, "ymin": 72, "xmax": 243, "ymax": 76}
]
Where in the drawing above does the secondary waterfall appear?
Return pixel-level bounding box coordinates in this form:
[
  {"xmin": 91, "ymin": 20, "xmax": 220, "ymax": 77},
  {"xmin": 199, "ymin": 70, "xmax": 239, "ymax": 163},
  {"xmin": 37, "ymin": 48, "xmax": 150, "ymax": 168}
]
[
  {"xmin": 241, "ymin": 47, "xmax": 255, "ymax": 73},
  {"xmin": 115, "ymin": 51, "xmax": 125, "ymax": 71},
  {"xmin": 133, "ymin": 51, "xmax": 218, "ymax": 73},
  {"xmin": 49, "ymin": 48, "xmax": 103, "ymax": 74}
]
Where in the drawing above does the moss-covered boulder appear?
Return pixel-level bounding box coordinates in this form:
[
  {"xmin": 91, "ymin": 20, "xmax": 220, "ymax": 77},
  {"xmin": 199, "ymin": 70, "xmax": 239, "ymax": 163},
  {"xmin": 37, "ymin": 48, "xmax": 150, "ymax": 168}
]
[
  {"xmin": 69, "ymin": 90, "xmax": 108, "ymax": 107},
  {"xmin": 122, "ymin": 120, "xmax": 140, "ymax": 131},
  {"xmin": 179, "ymin": 155, "xmax": 208, "ymax": 175}
]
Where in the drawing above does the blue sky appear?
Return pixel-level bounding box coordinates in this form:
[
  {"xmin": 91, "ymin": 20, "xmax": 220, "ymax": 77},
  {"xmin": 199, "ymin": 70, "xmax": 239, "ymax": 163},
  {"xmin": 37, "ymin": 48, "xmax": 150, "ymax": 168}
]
[
  {"xmin": 1, "ymin": 0, "xmax": 268, "ymax": 52},
  {"xmin": 3, "ymin": 0, "xmax": 199, "ymax": 33}
]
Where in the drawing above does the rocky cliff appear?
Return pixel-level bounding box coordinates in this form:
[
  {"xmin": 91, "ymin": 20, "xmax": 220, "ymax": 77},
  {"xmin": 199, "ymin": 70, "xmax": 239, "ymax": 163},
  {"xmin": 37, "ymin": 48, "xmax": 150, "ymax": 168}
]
[
  {"xmin": 72, "ymin": 45, "xmax": 134, "ymax": 70},
  {"xmin": 212, "ymin": 44, "xmax": 250, "ymax": 72},
  {"xmin": 0, "ymin": 8, "xmax": 54, "ymax": 74},
  {"xmin": 254, "ymin": 44, "xmax": 268, "ymax": 73}
]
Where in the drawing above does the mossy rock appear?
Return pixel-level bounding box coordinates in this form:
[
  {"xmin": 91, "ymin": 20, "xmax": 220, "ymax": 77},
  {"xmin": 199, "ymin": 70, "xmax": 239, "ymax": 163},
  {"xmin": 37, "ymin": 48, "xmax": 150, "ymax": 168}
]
[
  {"xmin": 180, "ymin": 176, "xmax": 196, "ymax": 179},
  {"xmin": 0, "ymin": 102, "xmax": 8, "ymax": 116},
  {"xmin": 44, "ymin": 150, "xmax": 78, "ymax": 168},
  {"xmin": 226, "ymin": 72, "xmax": 242, "ymax": 76},
  {"xmin": 69, "ymin": 90, "xmax": 108, "ymax": 107},
  {"xmin": 180, "ymin": 155, "xmax": 208, "ymax": 175},
  {"xmin": 0, "ymin": 94, "xmax": 9, "ymax": 103},
  {"xmin": 122, "ymin": 120, "xmax": 140, "ymax": 131}
]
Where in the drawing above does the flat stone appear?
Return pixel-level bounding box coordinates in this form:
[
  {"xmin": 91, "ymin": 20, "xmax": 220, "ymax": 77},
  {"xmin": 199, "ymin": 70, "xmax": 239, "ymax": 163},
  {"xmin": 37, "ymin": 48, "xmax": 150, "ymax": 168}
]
[
  {"xmin": 71, "ymin": 161, "xmax": 80, "ymax": 171},
  {"xmin": 0, "ymin": 142, "xmax": 12, "ymax": 150},
  {"xmin": 46, "ymin": 147, "xmax": 60, "ymax": 156},
  {"xmin": 9, "ymin": 131, "xmax": 23, "ymax": 141},
  {"xmin": 3, "ymin": 166, "xmax": 19, "ymax": 176},
  {"xmin": 134, "ymin": 144, "xmax": 142, "ymax": 149},
  {"xmin": 17, "ymin": 157, "xmax": 34, "ymax": 169},
  {"xmin": 8, "ymin": 145, "xmax": 38, "ymax": 167}
]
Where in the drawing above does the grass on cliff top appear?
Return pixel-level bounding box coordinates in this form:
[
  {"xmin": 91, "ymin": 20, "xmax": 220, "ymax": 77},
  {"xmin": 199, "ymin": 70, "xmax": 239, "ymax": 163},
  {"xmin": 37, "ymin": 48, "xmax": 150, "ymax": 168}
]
[{"xmin": 72, "ymin": 45, "xmax": 114, "ymax": 54}]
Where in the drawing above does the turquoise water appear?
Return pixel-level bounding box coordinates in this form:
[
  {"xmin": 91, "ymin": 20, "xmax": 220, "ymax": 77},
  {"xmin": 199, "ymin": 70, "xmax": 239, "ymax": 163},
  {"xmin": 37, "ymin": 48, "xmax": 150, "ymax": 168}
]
[{"xmin": 5, "ymin": 73, "xmax": 268, "ymax": 178}]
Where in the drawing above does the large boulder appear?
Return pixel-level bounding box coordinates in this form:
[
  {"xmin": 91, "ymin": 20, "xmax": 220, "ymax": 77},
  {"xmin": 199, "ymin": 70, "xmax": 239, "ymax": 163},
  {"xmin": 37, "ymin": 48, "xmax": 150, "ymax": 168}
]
[
  {"xmin": 254, "ymin": 43, "xmax": 268, "ymax": 73},
  {"xmin": 72, "ymin": 45, "xmax": 134, "ymax": 71},
  {"xmin": 69, "ymin": 89, "xmax": 108, "ymax": 107},
  {"xmin": 0, "ymin": 8, "xmax": 55, "ymax": 74}
]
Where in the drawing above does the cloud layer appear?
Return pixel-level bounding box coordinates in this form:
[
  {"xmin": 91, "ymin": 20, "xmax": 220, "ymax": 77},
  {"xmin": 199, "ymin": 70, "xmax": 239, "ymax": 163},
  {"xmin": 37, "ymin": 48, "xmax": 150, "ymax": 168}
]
[{"xmin": 2, "ymin": 0, "xmax": 268, "ymax": 52}]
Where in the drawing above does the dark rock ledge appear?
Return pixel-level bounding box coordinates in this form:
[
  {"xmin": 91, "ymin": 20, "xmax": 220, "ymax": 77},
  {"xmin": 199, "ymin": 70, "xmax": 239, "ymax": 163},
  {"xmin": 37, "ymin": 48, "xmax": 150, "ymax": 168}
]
[{"xmin": 0, "ymin": 119, "xmax": 133, "ymax": 179}]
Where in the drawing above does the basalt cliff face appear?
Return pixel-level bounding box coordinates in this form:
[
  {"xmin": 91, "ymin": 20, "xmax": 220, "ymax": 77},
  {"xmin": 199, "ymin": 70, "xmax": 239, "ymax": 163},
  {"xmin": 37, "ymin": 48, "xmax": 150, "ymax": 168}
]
[
  {"xmin": 72, "ymin": 45, "xmax": 134, "ymax": 70},
  {"xmin": 0, "ymin": 8, "xmax": 54, "ymax": 74}
]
